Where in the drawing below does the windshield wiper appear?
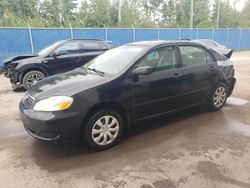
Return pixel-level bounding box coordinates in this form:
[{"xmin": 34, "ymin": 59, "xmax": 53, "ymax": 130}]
[{"xmin": 87, "ymin": 68, "xmax": 105, "ymax": 76}]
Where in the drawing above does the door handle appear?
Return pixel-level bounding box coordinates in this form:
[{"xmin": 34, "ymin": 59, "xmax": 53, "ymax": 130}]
[
  {"xmin": 75, "ymin": 57, "xmax": 80, "ymax": 62},
  {"xmin": 208, "ymin": 66, "xmax": 215, "ymax": 71},
  {"xmin": 173, "ymin": 72, "xmax": 181, "ymax": 77},
  {"xmin": 173, "ymin": 72, "xmax": 182, "ymax": 79}
]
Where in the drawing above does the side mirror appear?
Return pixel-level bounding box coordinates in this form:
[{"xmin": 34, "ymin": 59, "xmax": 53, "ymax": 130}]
[
  {"xmin": 132, "ymin": 66, "xmax": 152, "ymax": 80},
  {"xmin": 52, "ymin": 51, "xmax": 61, "ymax": 58}
]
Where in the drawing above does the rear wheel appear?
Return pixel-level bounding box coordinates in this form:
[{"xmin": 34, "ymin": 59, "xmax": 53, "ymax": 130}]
[
  {"xmin": 208, "ymin": 83, "xmax": 228, "ymax": 111},
  {"xmin": 23, "ymin": 71, "xmax": 45, "ymax": 89},
  {"xmin": 83, "ymin": 109, "xmax": 124, "ymax": 150}
]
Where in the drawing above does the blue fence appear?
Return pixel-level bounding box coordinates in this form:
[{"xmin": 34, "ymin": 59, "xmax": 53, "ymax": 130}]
[{"xmin": 1, "ymin": 27, "xmax": 250, "ymax": 66}]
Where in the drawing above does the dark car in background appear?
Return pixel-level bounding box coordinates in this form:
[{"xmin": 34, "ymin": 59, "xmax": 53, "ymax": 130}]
[
  {"xmin": 194, "ymin": 39, "xmax": 233, "ymax": 58},
  {"xmin": 20, "ymin": 40, "xmax": 236, "ymax": 150},
  {"xmin": 3, "ymin": 39, "xmax": 112, "ymax": 89}
]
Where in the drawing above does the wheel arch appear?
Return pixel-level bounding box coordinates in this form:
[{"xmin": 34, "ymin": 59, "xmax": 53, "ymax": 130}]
[
  {"xmin": 215, "ymin": 79, "xmax": 230, "ymax": 95},
  {"xmin": 80, "ymin": 102, "xmax": 131, "ymax": 135},
  {"xmin": 19, "ymin": 67, "xmax": 48, "ymax": 83}
]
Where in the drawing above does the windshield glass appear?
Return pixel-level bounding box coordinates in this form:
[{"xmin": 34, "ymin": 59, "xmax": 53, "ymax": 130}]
[
  {"xmin": 84, "ymin": 46, "xmax": 145, "ymax": 75},
  {"xmin": 37, "ymin": 41, "xmax": 62, "ymax": 57}
]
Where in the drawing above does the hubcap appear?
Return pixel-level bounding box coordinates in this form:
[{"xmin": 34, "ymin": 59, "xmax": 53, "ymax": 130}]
[
  {"xmin": 26, "ymin": 73, "xmax": 44, "ymax": 87},
  {"xmin": 91, "ymin": 115, "xmax": 119, "ymax": 146},
  {"xmin": 213, "ymin": 87, "xmax": 226, "ymax": 108}
]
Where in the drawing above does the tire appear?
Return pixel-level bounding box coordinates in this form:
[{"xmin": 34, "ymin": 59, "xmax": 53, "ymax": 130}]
[
  {"xmin": 208, "ymin": 82, "xmax": 228, "ymax": 111},
  {"xmin": 23, "ymin": 70, "xmax": 45, "ymax": 89},
  {"xmin": 83, "ymin": 109, "xmax": 124, "ymax": 150}
]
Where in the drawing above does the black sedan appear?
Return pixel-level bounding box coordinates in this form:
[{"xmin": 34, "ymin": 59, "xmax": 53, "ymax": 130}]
[
  {"xmin": 3, "ymin": 39, "xmax": 112, "ymax": 89},
  {"xmin": 20, "ymin": 40, "xmax": 236, "ymax": 150}
]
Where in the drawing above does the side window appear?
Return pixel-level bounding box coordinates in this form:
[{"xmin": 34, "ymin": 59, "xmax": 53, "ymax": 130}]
[
  {"xmin": 54, "ymin": 42, "xmax": 80, "ymax": 55},
  {"xmin": 81, "ymin": 42, "xmax": 106, "ymax": 52},
  {"xmin": 137, "ymin": 46, "xmax": 176, "ymax": 72},
  {"xmin": 179, "ymin": 46, "xmax": 207, "ymax": 67}
]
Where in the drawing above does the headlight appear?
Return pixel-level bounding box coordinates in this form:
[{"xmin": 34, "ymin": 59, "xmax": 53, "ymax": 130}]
[{"xmin": 33, "ymin": 96, "xmax": 73, "ymax": 112}]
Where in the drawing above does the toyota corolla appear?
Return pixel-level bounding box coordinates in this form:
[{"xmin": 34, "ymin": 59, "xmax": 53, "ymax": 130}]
[{"xmin": 20, "ymin": 40, "xmax": 236, "ymax": 150}]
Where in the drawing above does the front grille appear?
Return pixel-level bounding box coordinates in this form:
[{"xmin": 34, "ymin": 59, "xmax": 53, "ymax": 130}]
[{"xmin": 23, "ymin": 94, "xmax": 35, "ymax": 108}]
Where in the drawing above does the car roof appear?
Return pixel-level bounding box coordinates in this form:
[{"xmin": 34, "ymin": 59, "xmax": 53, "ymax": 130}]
[
  {"xmin": 125, "ymin": 40, "xmax": 205, "ymax": 48},
  {"xmin": 60, "ymin": 38, "xmax": 112, "ymax": 48}
]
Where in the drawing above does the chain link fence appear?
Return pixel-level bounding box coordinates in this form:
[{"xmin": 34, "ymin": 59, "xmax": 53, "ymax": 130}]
[{"xmin": 1, "ymin": 27, "xmax": 250, "ymax": 66}]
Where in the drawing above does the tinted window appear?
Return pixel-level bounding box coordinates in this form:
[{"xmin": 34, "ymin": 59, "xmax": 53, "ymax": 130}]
[
  {"xmin": 81, "ymin": 42, "xmax": 106, "ymax": 52},
  {"xmin": 137, "ymin": 46, "xmax": 176, "ymax": 71},
  {"xmin": 179, "ymin": 46, "xmax": 207, "ymax": 67},
  {"xmin": 54, "ymin": 42, "xmax": 80, "ymax": 55}
]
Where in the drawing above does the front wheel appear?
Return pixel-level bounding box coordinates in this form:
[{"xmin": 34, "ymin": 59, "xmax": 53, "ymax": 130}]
[
  {"xmin": 23, "ymin": 70, "xmax": 45, "ymax": 89},
  {"xmin": 83, "ymin": 109, "xmax": 124, "ymax": 150},
  {"xmin": 208, "ymin": 83, "xmax": 228, "ymax": 111}
]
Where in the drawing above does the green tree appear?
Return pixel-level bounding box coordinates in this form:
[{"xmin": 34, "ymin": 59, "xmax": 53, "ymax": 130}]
[
  {"xmin": 118, "ymin": 0, "xmax": 140, "ymax": 27},
  {"xmin": 174, "ymin": 0, "xmax": 212, "ymax": 28},
  {"xmin": 86, "ymin": 0, "xmax": 112, "ymax": 27},
  {"xmin": 212, "ymin": 0, "xmax": 241, "ymax": 28},
  {"xmin": 161, "ymin": 0, "xmax": 177, "ymax": 27},
  {"xmin": 39, "ymin": 0, "xmax": 77, "ymax": 27},
  {"xmin": 241, "ymin": 0, "xmax": 250, "ymax": 27}
]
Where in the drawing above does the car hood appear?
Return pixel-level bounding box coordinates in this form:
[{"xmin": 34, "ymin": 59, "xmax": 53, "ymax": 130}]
[
  {"xmin": 3, "ymin": 54, "xmax": 38, "ymax": 66},
  {"xmin": 28, "ymin": 69, "xmax": 111, "ymax": 100}
]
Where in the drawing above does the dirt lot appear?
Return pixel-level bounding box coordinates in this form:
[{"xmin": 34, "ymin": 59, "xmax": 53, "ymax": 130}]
[{"xmin": 0, "ymin": 51, "xmax": 250, "ymax": 188}]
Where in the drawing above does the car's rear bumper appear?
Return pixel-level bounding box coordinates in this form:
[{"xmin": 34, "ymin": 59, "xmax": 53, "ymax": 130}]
[
  {"xmin": 227, "ymin": 77, "xmax": 236, "ymax": 97},
  {"xmin": 19, "ymin": 101, "xmax": 85, "ymax": 142}
]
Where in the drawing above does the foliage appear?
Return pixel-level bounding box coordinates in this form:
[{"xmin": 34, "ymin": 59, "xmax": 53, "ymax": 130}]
[{"xmin": 0, "ymin": 0, "xmax": 248, "ymax": 28}]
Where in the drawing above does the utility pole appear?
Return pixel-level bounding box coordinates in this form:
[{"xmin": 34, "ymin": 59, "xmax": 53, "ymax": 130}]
[
  {"xmin": 216, "ymin": 0, "xmax": 221, "ymax": 28},
  {"xmin": 118, "ymin": 0, "xmax": 122, "ymax": 23},
  {"xmin": 190, "ymin": 0, "xmax": 193, "ymax": 28}
]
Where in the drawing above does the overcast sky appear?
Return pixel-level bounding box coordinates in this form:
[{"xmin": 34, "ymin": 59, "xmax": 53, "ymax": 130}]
[{"xmin": 233, "ymin": 0, "xmax": 246, "ymax": 10}]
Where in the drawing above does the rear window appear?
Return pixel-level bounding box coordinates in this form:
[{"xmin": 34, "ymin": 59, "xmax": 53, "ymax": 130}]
[
  {"xmin": 80, "ymin": 42, "xmax": 107, "ymax": 52},
  {"xmin": 179, "ymin": 46, "xmax": 208, "ymax": 67}
]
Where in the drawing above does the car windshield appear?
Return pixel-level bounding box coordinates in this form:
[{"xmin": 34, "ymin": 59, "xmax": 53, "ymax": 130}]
[
  {"xmin": 83, "ymin": 46, "xmax": 145, "ymax": 75},
  {"xmin": 37, "ymin": 41, "xmax": 62, "ymax": 57}
]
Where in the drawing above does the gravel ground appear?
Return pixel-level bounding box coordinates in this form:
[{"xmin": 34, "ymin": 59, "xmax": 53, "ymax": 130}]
[{"xmin": 0, "ymin": 51, "xmax": 250, "ymax": 188}]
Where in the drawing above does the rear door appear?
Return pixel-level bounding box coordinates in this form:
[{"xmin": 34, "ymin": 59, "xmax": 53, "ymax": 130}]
[
  {"xmin": 178, "ymin": 45, "xmax": 218, "ymax": 107},
  {"xmin": 76, "ymin": 41, "xmax": 108, "ymax": 67},
  {"xmin": 131, "ymin": 45, "xmax": 183, "ymax": 120}
]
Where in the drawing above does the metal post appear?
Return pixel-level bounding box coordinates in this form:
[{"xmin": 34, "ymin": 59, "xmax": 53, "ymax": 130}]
[
  {"xmin": 28, "ymin": 24, "xmax": 34, "ymax": 54},
  {"xmin": 157, "ymin": 26, "xmax": 160, "ymax": 40},
  {"xmin": 133, "ymin": 27, "xmax": 136, "ymax": 42},
  {"xmin": 105, "ymin": 27, "xmax": 108, "ymax": 41},
  {"xmin": 196, "ymin": 27, "xmax": 198, "ymax": 39},
  {"xmin": 212, "ymin": 27, "xmax": 215, "ymax": 40},
  {"xmin": 226, "ymin": 27, "xmax": 229, "ymax": 47},
  {"xmin": 238, "ymin": 27, "xmax": 242, "ymax": 50},
  {"xmin": 70, "ymin": 24, "xmax": 73, "ymax": 39},
  {"xmin": 178, "ymin": 27, "xmax": 181, "ymax": 39}
]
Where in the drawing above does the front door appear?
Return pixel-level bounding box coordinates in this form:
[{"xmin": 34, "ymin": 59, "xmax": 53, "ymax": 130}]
[
  {"xmin": 44, "ymin": 41, "xmax": 82, "ymax": 75},
  {"xmin": 131, "ymin": 45, "xmax": 182, "ymax": 120}
]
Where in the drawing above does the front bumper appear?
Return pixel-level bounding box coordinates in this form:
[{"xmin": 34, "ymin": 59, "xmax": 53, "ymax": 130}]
[
  {"xmin": 3, "ymin": 67, "xmax": 9, "ymax": 77},
  {"xmin": 20, "ymin": 101, "xmax": 86, "ymax": 142}
]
